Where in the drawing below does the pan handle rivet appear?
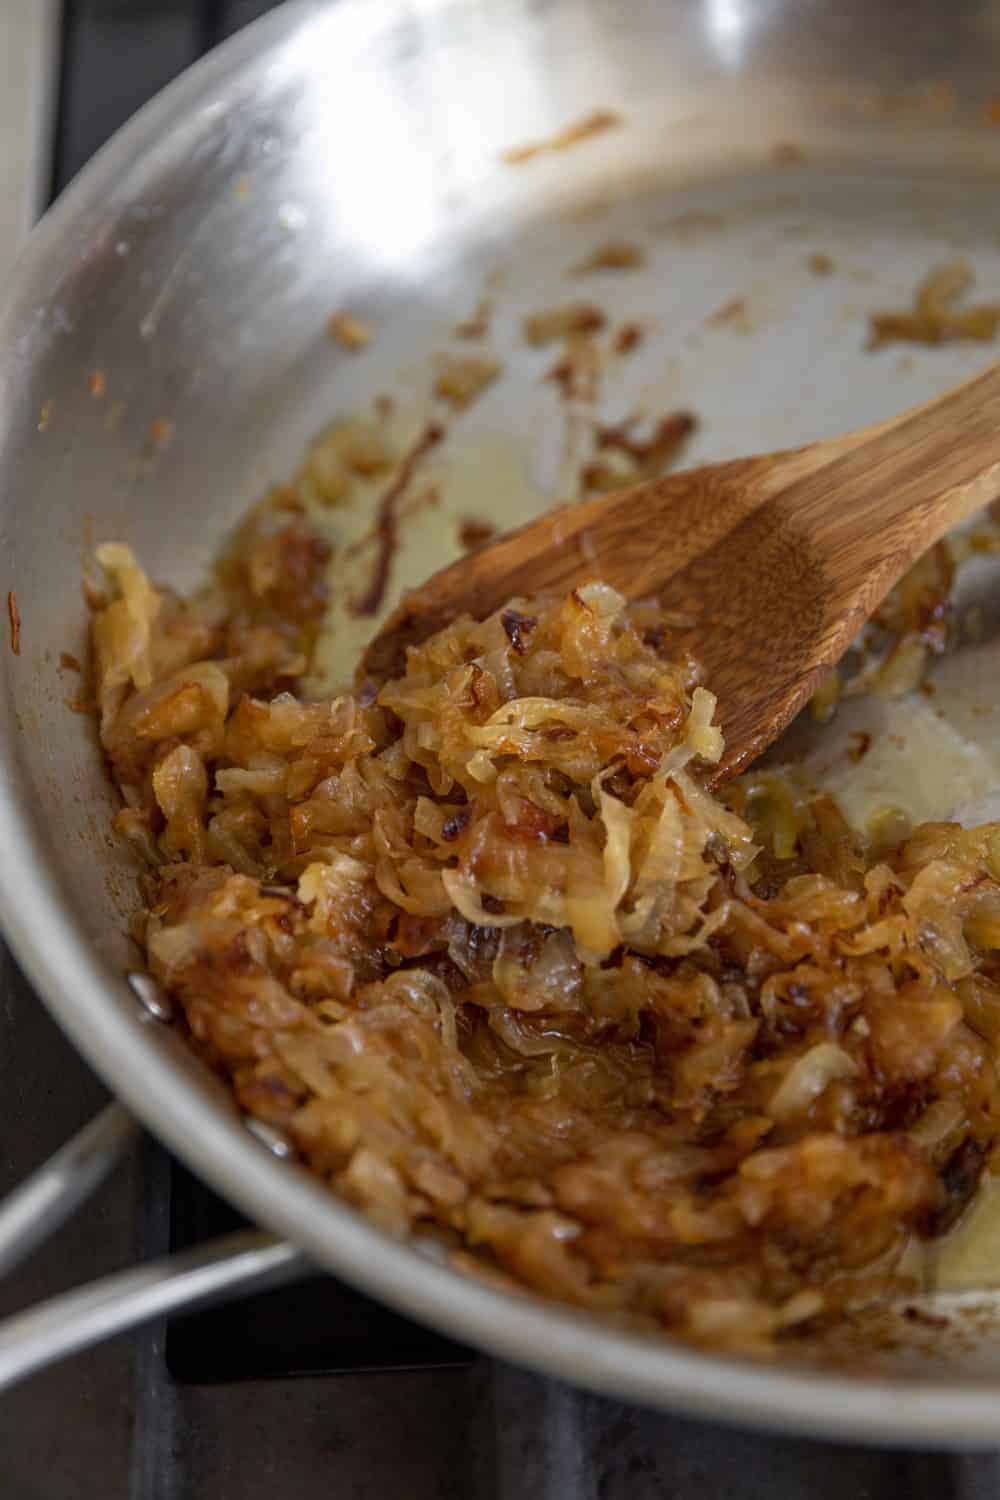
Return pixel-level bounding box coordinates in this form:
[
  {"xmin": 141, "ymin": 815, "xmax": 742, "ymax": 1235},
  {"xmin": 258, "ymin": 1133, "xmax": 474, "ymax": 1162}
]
[
  {"xmin": 245, "ymin": 1118, "xmax": 295, "ymax": 1159},
  {"xmin": 126, "ymin": 971, "xmax": 174, "ymax": 1023}
]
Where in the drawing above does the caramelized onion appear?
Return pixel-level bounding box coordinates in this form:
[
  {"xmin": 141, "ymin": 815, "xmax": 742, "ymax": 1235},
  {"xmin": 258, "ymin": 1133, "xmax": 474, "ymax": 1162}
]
[{"xmin": 88, "ymin": 524, "xmax": 1000, "ymax": 1357}]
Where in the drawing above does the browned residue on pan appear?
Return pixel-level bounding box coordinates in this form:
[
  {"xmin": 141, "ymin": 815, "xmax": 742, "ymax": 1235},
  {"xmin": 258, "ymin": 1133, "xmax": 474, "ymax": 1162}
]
[
  {"xmin": 328, "ymin": 312, "xmax": 372, "ymax": 350},
  {"xmin": 7, "ymin": 591, "xmax": 21, "ymax": 656},
  {"xmin": 503, "ymin": 109, "xmax": 621, "ymax": 164},
  {"xmin": 867, "ymin": 262, "xmax": 1000, "ymax": 350},
  {"xmin": 614, "ymin": 322, "xmax": 644, "ymax": 355},
  {"xmin": 454, "ymin": 300, "xmax": 493, "ymax": 341},
  {"xmin": 351, "ymin": 423, "xmax": 445, "ymax": 617},
  {"xmin": 524, "ymin": 302, "xmax": 606, "ymax": 346},
  {"xmin": 571, "ymin": 241, "xmax": 645, "ymax": 275},
  {"xmin": 580, "ymin": 411, "xmax": 698, "ymax": 496}
]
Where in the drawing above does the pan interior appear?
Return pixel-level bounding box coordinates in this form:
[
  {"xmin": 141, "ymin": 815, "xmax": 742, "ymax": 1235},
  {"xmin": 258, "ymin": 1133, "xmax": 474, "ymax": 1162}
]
[{"xmin": 8, "ymin": 0, "xmax": 1000, "ymax": 1425}]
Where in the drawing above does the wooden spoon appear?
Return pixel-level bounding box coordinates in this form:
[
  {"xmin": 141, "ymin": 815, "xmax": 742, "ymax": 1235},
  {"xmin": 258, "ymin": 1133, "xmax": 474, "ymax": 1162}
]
[{"xmin": 364, "ymin": 363, "xmax": 1000, "ymax": 783}]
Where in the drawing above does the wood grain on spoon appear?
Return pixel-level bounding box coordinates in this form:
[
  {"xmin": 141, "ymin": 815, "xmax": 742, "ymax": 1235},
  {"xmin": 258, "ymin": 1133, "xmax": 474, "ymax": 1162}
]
[{"xmin": 365, "ymin": 362, "xmax": 1000, "ymax": 783}]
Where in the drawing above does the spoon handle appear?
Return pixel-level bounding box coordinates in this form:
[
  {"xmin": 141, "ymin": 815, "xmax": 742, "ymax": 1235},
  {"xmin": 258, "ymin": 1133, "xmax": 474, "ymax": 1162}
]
[{"xmin": 771, "ymin": 361, "xmax": 1000, "ymax": 631}]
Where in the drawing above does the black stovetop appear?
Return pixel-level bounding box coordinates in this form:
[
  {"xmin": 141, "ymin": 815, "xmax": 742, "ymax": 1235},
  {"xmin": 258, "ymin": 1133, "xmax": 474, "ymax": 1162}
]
[
  {"xmin": 167, "ymin": 1162, "xmax": 469, "ymax": 1380},
  {"xmin": 53, "ymin": 0, "xmax": 282, "ymax": 195}
]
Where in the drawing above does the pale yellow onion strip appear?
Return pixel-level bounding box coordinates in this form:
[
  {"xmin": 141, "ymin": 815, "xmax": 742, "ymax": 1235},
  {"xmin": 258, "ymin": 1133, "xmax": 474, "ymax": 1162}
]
[
  {"xmin": 597, "ymin": 788, "xmax": 633, "ymax": 910},
  {"xmin": 768, "ymin": 1042, "xmax": 858, "ymax": 1121},
  {"xmin": 441, "ymin": 870, "xmax": 524, "ymax": 928},
  {"xmin": 672, "ymin": 768, "xmax": 758, "ymax": 870},
  {"xmin": 95, "ymin": 541, "xmax": 162, "ymax": 691},
  {"xmin": 685, "ymin": 686, "xmax": 723, "ymax": 765},
  {"xmin": 618, "ymin": 790, "xmax": 685, "ymax": 946},
  {"xmin": 375, "ymin": 857, "xmax": 451, "ymax": 917},
  {"xmin": 659, "ymin": 901, "xmax": 731, "ymax": 957}
]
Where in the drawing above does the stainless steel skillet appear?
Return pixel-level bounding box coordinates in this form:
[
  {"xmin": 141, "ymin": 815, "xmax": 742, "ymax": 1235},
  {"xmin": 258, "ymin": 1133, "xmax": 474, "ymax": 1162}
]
[{"xmin": 5, "ymin": 0, "xmax": 1000, "ymax": 1443}]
